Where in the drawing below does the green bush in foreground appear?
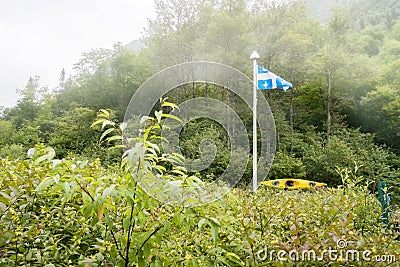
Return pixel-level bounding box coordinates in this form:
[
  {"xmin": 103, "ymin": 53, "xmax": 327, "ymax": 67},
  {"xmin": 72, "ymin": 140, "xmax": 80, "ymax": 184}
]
[{"xmin": 1, "ymin": 149, "xmax": 399, "ymax": 266}]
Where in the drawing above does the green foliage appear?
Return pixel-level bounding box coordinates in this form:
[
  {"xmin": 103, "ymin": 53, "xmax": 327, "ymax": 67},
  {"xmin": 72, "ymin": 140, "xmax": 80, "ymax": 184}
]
[
  {"xmin": 0, "ymin": 144, "xmax": 26, "ymax": 159},
  {"xmin": 268, "ymin": 151, "xmax": 307, "ymax": 179},
  {"xmin": 52, "ymin": 44, "xmax": 153, "ymax": 120},
  {"xmin": 1, "ymin": 108, "xmax": 399, "ymax": 266},
  {"xmin": 302, "ymin": 129, "xmax": 396, "ymax": 186},
  {"xmin": 0, "ymin": 0, "xmax": 399, "ymax": 183},
  {"xmin": 0, "ymin": 144, "xmax": 104, "ymax": 265},
  {"xmin": 9, "ymin": 125, "xmax": 41, "ymax": 148},
  {"xmin": 303, "ymin": 136, "xmax": 355, "ymax": 185},
  {"xmin": 4, "ymin": 76, "xmax": 44, "ymax": 128},
  {"xmin": 0, "ymin": 120, "xmax": 14, "ymax": 146},
  {"xmin": 1, "ymin": 2, "xmax": 400, "ymax": 264},
  {"xmin": 48, "ymin": 107, "xmax": 99, "ymax": 158},
  {"xmin": 360, "ymin": 85, "xmax": 400, "ymax": 150},
  {"xmin": 1, "ymin": 148, "xmax": 399, "ymax": 265},
  {"xmin": 179, "ymin": 119, "xmax": 232, "ymax": 181}
]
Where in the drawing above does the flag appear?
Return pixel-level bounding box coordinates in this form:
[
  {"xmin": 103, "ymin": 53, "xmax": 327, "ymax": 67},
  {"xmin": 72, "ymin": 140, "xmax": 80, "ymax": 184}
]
[{"xmin": 257, "ymin": 66, "xmax": 293, "ymax": 92}]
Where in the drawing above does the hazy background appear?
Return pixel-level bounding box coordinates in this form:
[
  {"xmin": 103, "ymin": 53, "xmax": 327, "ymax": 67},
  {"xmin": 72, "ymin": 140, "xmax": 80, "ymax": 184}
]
[{"xmin": 0, "ymin": 0, "xmax": 155, "ymax": 108}]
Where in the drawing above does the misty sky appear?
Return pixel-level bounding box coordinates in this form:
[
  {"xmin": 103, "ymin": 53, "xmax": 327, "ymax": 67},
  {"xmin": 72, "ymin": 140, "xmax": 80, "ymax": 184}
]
[{"xmin": 0, "ymin": 0, "xmax": 155, "ymax": 108}]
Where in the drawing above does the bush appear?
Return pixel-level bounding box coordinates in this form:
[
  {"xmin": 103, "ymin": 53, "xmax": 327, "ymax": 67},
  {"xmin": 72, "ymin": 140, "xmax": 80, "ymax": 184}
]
[
  {"xmin": 0, "ymin": 145, "xmax": 104, "ymax": 265},
  {"xmin": 0, "ymin": 144, "xmax": 26, "ymax": 159},
  {"xmin": 2, "ymin": 152, "xmax": 399, "ymax": 266},
  {"xmin": 268, "ymin": 151, "xmax": 307, "ymax": 179}
]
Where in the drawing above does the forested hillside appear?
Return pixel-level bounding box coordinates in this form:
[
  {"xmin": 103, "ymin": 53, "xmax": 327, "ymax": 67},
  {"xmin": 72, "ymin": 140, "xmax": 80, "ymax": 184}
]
[
  {"xmin": 1, "ymin": 0, "xmax": 399, "ymax": 194},
  {"xmin": 1, "ymin": 0, "xmax": 400, "ymax": 265},
  {"xmin": 304, "ymin": 0, "xmax": 350, "ymax": 22}
]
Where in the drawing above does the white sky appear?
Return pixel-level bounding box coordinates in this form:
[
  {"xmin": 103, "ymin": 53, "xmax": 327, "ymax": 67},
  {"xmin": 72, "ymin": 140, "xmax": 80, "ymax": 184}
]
[{"xmin": 0, "ymin": 0, "xmax": 155, "ymax": 108}]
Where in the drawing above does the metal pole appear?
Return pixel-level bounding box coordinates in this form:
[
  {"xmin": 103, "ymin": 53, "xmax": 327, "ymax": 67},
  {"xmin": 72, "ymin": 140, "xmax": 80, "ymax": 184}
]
[{"xmin": 250, "ymin": 51, "xmax": 260, "ymax": 192}]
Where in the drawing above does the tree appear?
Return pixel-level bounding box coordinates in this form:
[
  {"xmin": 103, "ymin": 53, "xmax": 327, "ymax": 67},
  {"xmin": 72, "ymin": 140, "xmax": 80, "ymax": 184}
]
[
  {"xmin": 259, "ymin": 2, "xmax": 321, "ymax": 134},
  {"xmin": 310, "ymin": 6, "xmax": 352, "ymax": 143},
  {"xmin": 0, "ymin": 120, "xmax": 14, "ymax": 146},
  {"xmin": 54, "ymin": 45, "xmax": 153, "ymax": 120},
  {"xmin": 360, "ymin": 85, "xmax": 400, "ymax": 150},
  {"xmin": 59, "ymin": 68, "xmax": 66, "ymax": 91},
  {"xmin": 48, "ymin": 107, "xmax": 99, "ymax": 158},
  {"xmin": 145, "ymin": 0, "xmax": 202, "ymax": 68},
  {"xmin": 197, "ymin": 0, "xmax": 250, "ymax": 67},
  {"xmin": 3, "ymin": 76, "xmax": 45, "ymax": 128}
]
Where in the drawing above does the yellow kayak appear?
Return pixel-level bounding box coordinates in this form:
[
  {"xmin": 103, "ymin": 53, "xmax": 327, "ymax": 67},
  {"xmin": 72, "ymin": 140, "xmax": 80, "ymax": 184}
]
[{"xmin": 260, "ymin": 179, "xmax": 327, "ymax": 189}]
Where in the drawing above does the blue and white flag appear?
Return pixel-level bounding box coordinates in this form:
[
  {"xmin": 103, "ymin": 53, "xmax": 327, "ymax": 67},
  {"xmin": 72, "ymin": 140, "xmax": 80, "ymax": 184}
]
[{"xmin": 257, "ymin": 66, "xmax": 293, "ymax": 92}]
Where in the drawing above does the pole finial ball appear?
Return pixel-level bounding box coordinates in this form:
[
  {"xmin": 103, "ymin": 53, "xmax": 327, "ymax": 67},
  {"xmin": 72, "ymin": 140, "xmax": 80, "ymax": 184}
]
[{"xmin": 250, "ymin": 51, "xmax": 260, "ymax": 60}]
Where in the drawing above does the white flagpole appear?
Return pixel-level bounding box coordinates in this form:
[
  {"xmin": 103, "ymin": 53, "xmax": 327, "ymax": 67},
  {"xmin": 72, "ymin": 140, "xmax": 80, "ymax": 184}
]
[{"xmin": 250, "ymin": 51, "xmax": 260, "ymax": 192}]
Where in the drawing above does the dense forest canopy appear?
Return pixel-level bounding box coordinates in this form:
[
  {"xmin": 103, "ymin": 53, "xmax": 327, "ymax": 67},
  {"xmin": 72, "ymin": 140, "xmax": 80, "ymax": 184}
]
[{"xmin": 0, "ymin": 0, "xmax": 399, "ymax": 196}]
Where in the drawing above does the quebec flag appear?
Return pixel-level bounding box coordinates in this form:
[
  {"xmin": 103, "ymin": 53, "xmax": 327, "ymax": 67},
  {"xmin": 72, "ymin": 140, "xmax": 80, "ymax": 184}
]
[{"xmin": 257, "ymin": 66, "xmax": 293, "ymax": 92}]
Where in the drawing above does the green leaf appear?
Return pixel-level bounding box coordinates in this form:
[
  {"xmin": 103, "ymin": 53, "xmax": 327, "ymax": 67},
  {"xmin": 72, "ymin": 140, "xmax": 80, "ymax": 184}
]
[
  {"xmin": 104, "ymin": 215, "xmax": 114, "ymax": 229},
  {"xmin": 171, "ymin": 169, "xmax": 186, "ymax": 176},
  {"xmin": 198, "ymin": 218, "xmax": 208, "ymax": 231},
  {"xmin": 102, "ymin": 185, "xmax": 116, "ymax": 201},
  {"xmin": 149, "ymin": 135, "xmax": 167, "ymax": 142},
  {"xmin": 190, "ymin": 259, "xmax": 200, "ymax": 267},
  {"xmin": 0, "ymin": 201, "xmax": 8, "ymax": 211},
  {"xmin": 62, "ymin": 182, "xmax": 71, "ymax": 201},
  {"xmin": 0, "ymin": 192, "xmax": 11, "ymax": 202},
  {"xmin": 99, "ymin": 128, "xmax": 115, "ymax": 143},
  {"xmin": 226, "ymin": 252, "xmax": 245, "ymax": 266},
  {"xmin": 147, "ymin": 142, "xmax": 160, "ymax": 153},
  {"xmin": 90, "ymin": 118, "xmax": 106, "ymax": 128},
  {"xmin": 82, "ymin": 204, "xmax": 94, "ymax": 219},
  {"xmin": 137, "ymin": 249, "xmax": 146, "ymax": 267},
  {"xmin": 52, "ymin": 159, "xmax": 62, "ymax": 169},
  {"xmin": 208, "ymin": 217, "xmax": 220, "ymax": 226},
  {"xmin": 34, "ymin": 154, "xmax": 50, "ymax": 164},
  {"xmin": 140, "ymin": 116, "xmax": 150, "ymax": 124},
  {"xmin": 161, "ymin": 113, "xmax": 183, "ymax": 123},
  {"xmin": 127, "ymin": 142, "xmax": 146, "ymax": 165},
  {"xmin": 98, "ymin": 109, "xmax": 110, "ymax": 118},
  {"xmin": 36, "ymin": 177, "xmax": 54, "ymax": 192},
  {"xmin": 153, "ymin": 165, "xmax": 167, "ymax": 174},
  {"xmin": 107, "ymin": 135, "xmax": 123, "ymax": 142},
  {"xmin": 217, "ymin": 256, "xmax": 230, "ymax": 266},
  {"xmin": 119, "ymin": 122, "xmax": 128, "ymax": 131},
  {"xmin": 102, "ymin": 120, "xmax": 115, "ymax": 129},
  {"xmin": 108, "ymin": 144, "xmax": 126, "ymax": 150},
  {"xmin": 155, "ymin": 111, "xmax": 162, "ymax": 123},
  {"xmin": 143, "ymin": 242, "xmax": 151, "ymax": 261},
  {"xmin": 161, "ymin": 100, "xmax": 180, "ymax": 111},
  {"xmin": 198, "ymin": 218, "xmax": 219, "ymax": 245},
  {"xmin": 210, "ymin": 223, "xmax": 219, "ymax": 245}
]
